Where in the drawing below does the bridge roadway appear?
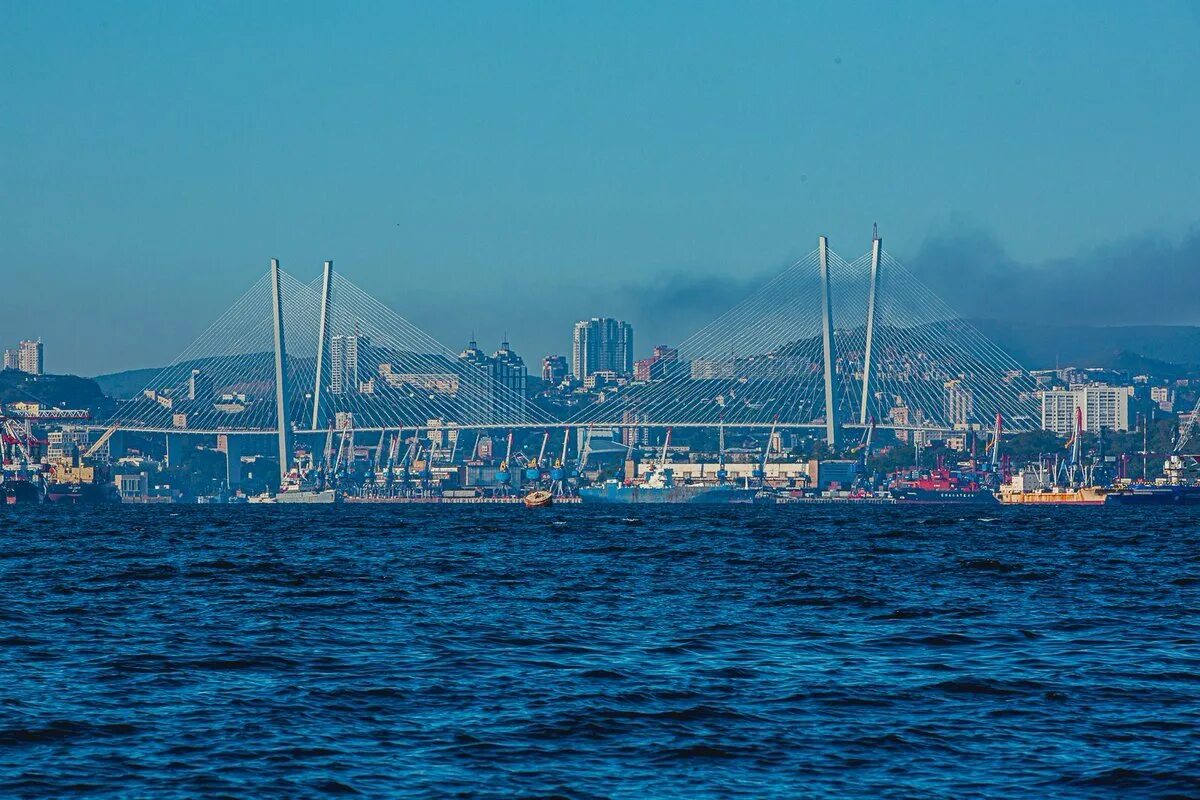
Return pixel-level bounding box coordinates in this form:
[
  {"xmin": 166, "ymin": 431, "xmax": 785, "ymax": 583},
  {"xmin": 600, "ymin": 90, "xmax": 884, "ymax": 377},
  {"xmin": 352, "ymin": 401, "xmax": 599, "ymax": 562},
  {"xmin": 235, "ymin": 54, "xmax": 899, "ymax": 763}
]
[{"xmin": 83, "ymin": 421, "xmax": 955, "ymax": 436}]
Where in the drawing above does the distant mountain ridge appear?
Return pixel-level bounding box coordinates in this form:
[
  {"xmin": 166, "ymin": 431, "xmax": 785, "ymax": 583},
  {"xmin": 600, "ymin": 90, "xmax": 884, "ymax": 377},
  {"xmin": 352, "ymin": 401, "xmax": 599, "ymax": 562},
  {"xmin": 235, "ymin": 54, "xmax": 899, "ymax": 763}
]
[
  {"xmin": 91, "ymin": 322, "xmax": 1200, "ymax": 398},
  {"xmin": 93, "ymin": 366, "xmax": 162, "ymax": 400},
  {"xmin": 966, "ymin": 320, "xmax": 1200, "ymax": 375}
]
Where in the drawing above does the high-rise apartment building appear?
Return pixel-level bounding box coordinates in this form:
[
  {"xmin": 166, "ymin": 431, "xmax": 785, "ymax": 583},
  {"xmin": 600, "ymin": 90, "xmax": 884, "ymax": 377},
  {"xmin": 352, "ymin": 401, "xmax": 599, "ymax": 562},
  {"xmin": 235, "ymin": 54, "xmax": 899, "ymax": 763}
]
[
  {"xmin": 943, "ymin": 379, "xmax": 974, "ymax": 428},
  {"xmin": 330, "ymin": 334, "xmax": 365, "ymax": 394},
  {"xmin": 1040, "ymin": 390, "xmax": 1076, "ymax": 435},
  {"xmin": 8, "ymin": 340, "xmax": 43, "ymax": 375},
  {"xmin": 1040, "ymin": 384, "xmax": 1133, "ymax": 435},
  {"xmin": 459, "ymin": 338, "xmax": 529, "ymax": 423},
  {"xmin": 491, "ymin": 340, "xmax": 528, "ymax": 419},
  {"xmin": 541, "ymin": 355, "xmax": 569, "ymax": 385},
  {"xmin": 571, "ymin": 318, "xmax": 633, "ymax": 380},
  {"xmin": 635, "ymin": 345, "xmax": 679, "ymax": 382},
  {"xmin": 187, "ymin": 368, "xmax": 213, "ymax": 400}
]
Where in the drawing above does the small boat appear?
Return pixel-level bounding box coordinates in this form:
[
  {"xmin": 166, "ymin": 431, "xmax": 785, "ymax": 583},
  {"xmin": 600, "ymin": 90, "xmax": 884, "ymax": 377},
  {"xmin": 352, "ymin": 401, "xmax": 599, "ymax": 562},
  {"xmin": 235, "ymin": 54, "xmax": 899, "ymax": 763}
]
[{"xmin": 523, "ymin": 490, "xmax": 553, "ymax": 508}]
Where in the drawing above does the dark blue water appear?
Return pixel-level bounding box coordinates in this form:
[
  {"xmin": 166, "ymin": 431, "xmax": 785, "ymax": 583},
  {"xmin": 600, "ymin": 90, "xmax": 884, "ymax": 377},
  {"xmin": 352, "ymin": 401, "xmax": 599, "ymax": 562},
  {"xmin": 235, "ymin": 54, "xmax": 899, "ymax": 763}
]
[{"xmin": 1, "ymin": 505, "xmax": 1198, "ymax": 798}]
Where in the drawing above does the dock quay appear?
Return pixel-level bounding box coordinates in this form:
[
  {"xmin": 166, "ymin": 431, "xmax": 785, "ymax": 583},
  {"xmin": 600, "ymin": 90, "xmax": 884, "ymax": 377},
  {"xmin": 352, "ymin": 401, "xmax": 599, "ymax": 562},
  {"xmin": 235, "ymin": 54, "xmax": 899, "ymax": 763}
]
[{"xmin": 345, "ymin": 495, "xmax": 582, "ymax": 504}]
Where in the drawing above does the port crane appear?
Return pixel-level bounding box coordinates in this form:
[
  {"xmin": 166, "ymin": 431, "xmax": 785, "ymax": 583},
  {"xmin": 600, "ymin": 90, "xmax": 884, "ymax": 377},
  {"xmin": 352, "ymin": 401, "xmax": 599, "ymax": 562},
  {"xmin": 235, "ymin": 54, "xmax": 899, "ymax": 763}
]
[
  {"xmin": 849, "ymin": 416, "xmax": 875, "ymax": 491},
  {"xmin": 374, "ymin": 430, "xmax": 387, "ymax": 472},
  {"xmin": 578, "ymin": 426, "xmax": 594, "ymax": 473},
  {"xmin": 1165, "ymin": 392, "xmax": 1200, "ymax": 484},
  {"xmin": 1057, "ymin": 407, "xmax": 1085, "ymax": 488},
  {"xmin": 8, "ymin": 408, "xmax": 90, "ymax": 421},
  {"xmin": 550, "ymin": 428, "xmax": 571, "ymax": 496},
  {"xmin": 2, "ymin": 417, "xmax": 37, "ymax": 465},
  {"xmin": 397, "ymin": 432, "xmax": 420, "ymax": 492},
  {"xmin": 321, "ymin": 427, "xmax": 334, "ymax": 468},
  {"xmin": 378, "ymin": 429, "xmax": 402, "ymax": 492},
  {"xmin": 656, "ymin": 427, "xmax": 673, "ymax": 474},
  {"xmin": 716, "ymin": 419, "xmax": 728, "ymax": 484},
  {"xmin": 989, "ymin": 413, "xmax": 1003, "ymax": 471},
  {"xmin": 496, "ymin": 431, "xmax": 514, "ymax": 495},
  {"xmin": 84, "ymin": 424, "xmax": 120, "ymax": 460},
  {"xmin": 525, "ymin": 430, "xmax": 550, "ymax": 483},
  {"xmin": 753, "ymin": 417, "xmax": 779, "ymax": 484}
]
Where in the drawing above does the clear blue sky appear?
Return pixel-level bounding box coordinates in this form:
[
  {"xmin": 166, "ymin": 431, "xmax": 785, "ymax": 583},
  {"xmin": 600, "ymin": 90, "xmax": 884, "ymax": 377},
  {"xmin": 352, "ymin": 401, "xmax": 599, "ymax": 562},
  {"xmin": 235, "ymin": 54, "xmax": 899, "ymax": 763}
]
[{"xmin": 3, "ymin": 1, "xmax": 1199, "ymax": 375}]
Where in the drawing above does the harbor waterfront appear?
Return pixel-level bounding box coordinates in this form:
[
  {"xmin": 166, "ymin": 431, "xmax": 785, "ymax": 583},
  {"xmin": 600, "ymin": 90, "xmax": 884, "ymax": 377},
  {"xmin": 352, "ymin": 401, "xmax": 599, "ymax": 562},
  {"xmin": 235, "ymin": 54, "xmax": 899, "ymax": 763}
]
[
  {"xmin": 1, "ymin": 503, "xmax": 1197, "ymax": 798},
  {"xmin": 8, "ymin": 237, "xmax": 1200, "ymax": 509}
]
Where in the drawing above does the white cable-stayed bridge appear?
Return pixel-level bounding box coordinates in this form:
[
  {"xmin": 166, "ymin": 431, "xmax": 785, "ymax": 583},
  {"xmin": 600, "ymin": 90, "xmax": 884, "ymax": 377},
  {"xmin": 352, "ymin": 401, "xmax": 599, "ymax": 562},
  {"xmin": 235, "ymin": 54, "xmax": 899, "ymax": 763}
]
[{"xmin": 91, "ymin": 233, "xmax": 1043, "ymax": 466}]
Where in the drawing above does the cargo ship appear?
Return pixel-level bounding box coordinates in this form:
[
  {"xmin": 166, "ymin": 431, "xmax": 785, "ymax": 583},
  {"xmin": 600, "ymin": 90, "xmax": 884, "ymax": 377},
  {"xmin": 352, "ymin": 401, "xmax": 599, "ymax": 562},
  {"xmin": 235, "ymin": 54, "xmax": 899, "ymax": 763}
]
[
  {"xmin": 580, "ymin": 426, "xmax": 758, "ymax": 504},
  {"xmin": 1103, "ymin": 484, "xmax": 1200, "ymax": 505},
  {"xmin": 45, "ymin": 480, "xmax": 112, "ymax": 504},
  {"xmin": 1106, "ymin": 454, "xmax": 1200, "ymax": 504},
  {"xmin": 2, "ymin": 462, "xmax": 44, "ymax": 504},
  {"xmin": 2, "ymin": 424, "xmax": 47, "ymax": 504},
  {"xmin": 998, "ymin": 468, "xmax": 1108, "ymax": 505},
  {"xmin": 44, "ymin": 462, "xmax": 115, "ymax": 504},
  {"xmin": 579, "ymin": 469, "xmax": 756, "ymax": 504},
  {"xmin": 2, "ymin": 476, "xmax": 42, "ymax": 504},
  {"xmin": 889, "ymin": 467, "xmax": 998, "ymax": 505},
  {"xmin": 251, "ymin": 458, "xmax": 338, "ymax": 504}
]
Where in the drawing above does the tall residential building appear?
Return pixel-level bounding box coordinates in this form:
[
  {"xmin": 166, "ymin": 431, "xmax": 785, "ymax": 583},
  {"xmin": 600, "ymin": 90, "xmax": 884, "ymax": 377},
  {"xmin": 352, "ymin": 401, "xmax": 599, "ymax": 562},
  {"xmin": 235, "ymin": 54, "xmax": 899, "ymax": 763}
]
[
  {"xmin": 3, "ymin": 349, "xmax": 19, "ymax": 370},
  {"xmin": 17, "ymin": 340, "xmax": 42, "ymax": 375},
  {"xmin": 943, "ymin": 379, "xmax": 974, "ymax": 428},
  {"xmin": 889, "ymin": 401, "xmax": 931, "ymax": 446},
  {"xmin": 187, "ymin": 368, "xmax": 214, "ymax": 400},
  {"xmin": 572, "ymin": 318, "xmax": 633, "ymax": 380},
  {"xmin": 491, "ymin": 340, "xmax": 528, "ymax": 420},
  {"xmin": 1076, "ymin": 384, "xmax": 1133, "ymax": 432},
  {"xmin": 459, "ymin": 338, "xmax": 528, "ymax": 423},
  {"xmin": 541, "ymin": 354, "xmax": 569, "ymax": 385},
  {"xmin": 330, "ymin": 334, "xmax": 366, "ymax": 394},
  {"xmin": 1040, "ymin": 384, "xmax": 1133, "ymax": 435},
  {"xmin": 1040, "ymin": 390, "xmax": 1076, "ymax": 435},
  {"xmin": 635, "ymin": 345, "xmax": 679, "ymax": 382}
]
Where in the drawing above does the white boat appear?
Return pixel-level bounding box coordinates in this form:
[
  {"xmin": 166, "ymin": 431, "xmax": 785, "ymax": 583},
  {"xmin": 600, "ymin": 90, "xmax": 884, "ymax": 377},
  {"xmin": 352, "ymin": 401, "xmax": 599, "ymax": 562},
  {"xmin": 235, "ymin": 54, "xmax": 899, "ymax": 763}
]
[
  {"xmin": 257, "ymin": 456, "xmax": 339, "ymax": 504},
  {"xmin": 276, "ymin": 487, "xmax": 338, "ymax": 504}
]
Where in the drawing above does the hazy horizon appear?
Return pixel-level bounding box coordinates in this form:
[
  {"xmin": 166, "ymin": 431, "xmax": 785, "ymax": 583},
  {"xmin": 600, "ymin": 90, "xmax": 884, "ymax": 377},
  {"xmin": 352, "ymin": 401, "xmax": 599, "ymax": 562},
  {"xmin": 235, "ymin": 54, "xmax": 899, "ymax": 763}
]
[{"xmin": 4, "ymin": 2, "xmax": 1199, "ymax": 375}]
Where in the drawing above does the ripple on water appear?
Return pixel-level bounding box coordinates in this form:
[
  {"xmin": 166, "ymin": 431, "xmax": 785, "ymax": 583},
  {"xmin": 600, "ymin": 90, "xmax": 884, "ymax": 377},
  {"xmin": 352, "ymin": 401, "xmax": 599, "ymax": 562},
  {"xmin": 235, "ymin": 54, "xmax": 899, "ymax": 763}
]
[{"xmin": 0, "ymin": 503, "xmax": 1196, "ymax": 798}]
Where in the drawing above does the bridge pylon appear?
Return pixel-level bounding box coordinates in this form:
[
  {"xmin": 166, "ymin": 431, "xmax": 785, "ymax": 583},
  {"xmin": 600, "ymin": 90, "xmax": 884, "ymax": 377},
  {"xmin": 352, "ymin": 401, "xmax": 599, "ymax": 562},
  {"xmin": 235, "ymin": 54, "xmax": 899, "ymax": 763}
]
[
  {"xmin": 311, "ymin": 260, "xmax": 333, "ymax": 432},
  {"xmin": 270, "ymin": 258, "xmax": 293, "ymax": 473},
  {"xmin": 860, "ymin": 228, "xmax": 882, "ymax": 425},
  {"xmin": 818, "ymin": 235, "xmax": 840, "ymax": 451}
]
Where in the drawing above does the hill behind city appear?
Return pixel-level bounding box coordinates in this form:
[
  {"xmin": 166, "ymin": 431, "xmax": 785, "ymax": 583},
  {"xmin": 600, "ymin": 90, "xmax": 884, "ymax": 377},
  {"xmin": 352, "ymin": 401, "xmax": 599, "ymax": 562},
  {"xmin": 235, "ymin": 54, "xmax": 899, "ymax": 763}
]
[
  {"xmin": 967, "ymin": 320, "xmax": 1200, "ymax": 376},
  {"xmin": 90, "ymin": 321, "xmax": 1200, "ymax": 399}
]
